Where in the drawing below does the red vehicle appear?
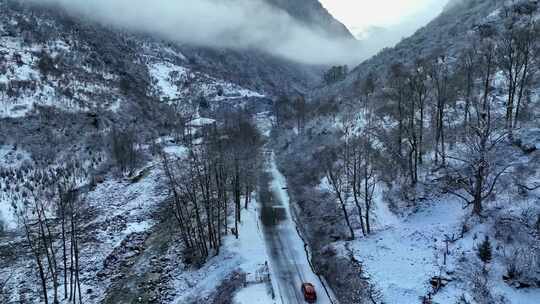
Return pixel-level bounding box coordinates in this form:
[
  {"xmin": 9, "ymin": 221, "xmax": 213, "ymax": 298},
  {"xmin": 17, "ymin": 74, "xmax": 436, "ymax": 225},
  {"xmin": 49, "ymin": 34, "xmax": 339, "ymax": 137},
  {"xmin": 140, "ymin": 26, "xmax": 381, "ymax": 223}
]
[{"xmin": 301, "ymin": 282, "xmax": 317, "ymax": 303}]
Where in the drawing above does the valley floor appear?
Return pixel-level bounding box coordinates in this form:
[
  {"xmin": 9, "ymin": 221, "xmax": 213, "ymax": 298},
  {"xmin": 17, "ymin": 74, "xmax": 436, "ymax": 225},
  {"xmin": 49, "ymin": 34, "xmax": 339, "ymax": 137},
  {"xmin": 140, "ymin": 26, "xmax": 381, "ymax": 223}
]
[{"xmin": 259, "ymin": 152, "xmax": 338, "ymax": 304}]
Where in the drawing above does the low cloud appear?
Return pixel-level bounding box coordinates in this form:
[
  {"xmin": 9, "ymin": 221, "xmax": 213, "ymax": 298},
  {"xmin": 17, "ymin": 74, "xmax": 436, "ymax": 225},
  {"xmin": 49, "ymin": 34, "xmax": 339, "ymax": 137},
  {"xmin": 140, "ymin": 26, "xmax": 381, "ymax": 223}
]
[{"xmin": 29, "ymin": 0, "xmax": 365, "ymax": 65}]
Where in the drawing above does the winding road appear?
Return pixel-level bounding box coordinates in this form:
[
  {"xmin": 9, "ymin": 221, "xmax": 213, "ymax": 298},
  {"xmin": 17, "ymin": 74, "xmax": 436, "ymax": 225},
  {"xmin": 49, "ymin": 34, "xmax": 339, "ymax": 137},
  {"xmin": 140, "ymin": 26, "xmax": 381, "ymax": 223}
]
[{"xmin": 258, "ymin": 152, "xmax": 337, "ymax": 304}]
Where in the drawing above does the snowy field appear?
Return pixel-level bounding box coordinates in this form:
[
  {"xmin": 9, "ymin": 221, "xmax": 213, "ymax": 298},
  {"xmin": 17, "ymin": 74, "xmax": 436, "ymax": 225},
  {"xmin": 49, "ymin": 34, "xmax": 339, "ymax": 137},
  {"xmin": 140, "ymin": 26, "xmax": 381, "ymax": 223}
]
[{"xmin": 351, "ymin": 196, "xmax": 465, "ymax": 303}]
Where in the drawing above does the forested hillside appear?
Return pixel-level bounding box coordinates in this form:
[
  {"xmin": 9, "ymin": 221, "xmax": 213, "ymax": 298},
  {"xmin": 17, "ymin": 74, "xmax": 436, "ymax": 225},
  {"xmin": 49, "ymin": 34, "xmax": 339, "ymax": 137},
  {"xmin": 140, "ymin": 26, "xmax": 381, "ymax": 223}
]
[
  {"xmin": 273, "ymin": 0, "xmax": 540, "ymax": 303},
  {"xmin": 0, "ymin": 0, "xmax": 347, "ymax": 303},
  {"xmin": 1, "ymin": 0, "xmax": 539, "ymax": 303}
]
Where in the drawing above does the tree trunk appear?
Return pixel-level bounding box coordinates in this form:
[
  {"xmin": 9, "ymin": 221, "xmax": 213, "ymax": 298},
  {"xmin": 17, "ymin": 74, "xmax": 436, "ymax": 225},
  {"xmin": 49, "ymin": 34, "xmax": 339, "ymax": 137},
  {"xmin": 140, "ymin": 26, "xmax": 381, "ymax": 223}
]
[
  {"xmin": 364, "ymin": 167, "xmax": 372, "ymax": 234},
  {"xmin": 515, "ymin": 54, "xmax": 530, "ymax": 129},
  {"xmin": 398, "ymin": 93, "xmax": 403, "ymax": 158},
  {"xmin": 419, "ymin": 98, "xmax": 424, "ymax": 165},
  {"xmin": 351, "ymin": 155, "xmax": 366, "ymax": 236},
  {"xmin": 473, "ymin": 166, "xmax": 484, "ymax": 215},
  {"xmin": 327, "ymin": 169, "xmax": 355, "ymax": 240},
  {"xmin": 23, "ymin": 218, "xmax": 49, "ymax": 304}
]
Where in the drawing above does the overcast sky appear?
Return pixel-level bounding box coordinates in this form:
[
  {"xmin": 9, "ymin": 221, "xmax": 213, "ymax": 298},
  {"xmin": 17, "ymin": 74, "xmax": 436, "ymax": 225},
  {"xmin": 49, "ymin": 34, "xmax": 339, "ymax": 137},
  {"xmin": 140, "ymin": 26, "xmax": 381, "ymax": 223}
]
[{"xmin": 319, "ymin": 0, "xmax": 447, "ymax": 37}]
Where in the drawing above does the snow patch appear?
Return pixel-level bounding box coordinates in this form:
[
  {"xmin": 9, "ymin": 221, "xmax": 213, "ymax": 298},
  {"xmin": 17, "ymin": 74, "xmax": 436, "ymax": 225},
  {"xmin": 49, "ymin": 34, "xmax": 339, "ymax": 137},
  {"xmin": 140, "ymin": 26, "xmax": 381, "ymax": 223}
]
[
  {"xmin": 352, "ymin": 198, "xmax": 465, "ymax": 303},
  {"xmin": 234, "ymin": 283, "xmax": 276, "ymax": 304},
  {"xmin": 163, "ymin": 145, "xmax": 189, "ymax": 159},
  {"xmin": 187, "ymin": 117, "xmax": 216, "ymax": 127},
  {"xmin": 0, "ymin": 195, "xmax": 17, "ymax": 231},
  {"xmin": 148, "ymin": 60, "xmax": 265, "ymax": 105},
  {"xmin": 149, "ymin": 62, "xmax": 189, "ymax": 101}
]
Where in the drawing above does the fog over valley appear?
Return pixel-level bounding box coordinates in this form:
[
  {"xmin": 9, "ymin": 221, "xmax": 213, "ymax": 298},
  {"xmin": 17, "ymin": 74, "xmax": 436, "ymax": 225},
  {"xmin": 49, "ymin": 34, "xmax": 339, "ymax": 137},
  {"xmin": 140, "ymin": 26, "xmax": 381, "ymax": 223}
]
[{"xmin": 29, "ymin": 0, "xmax": 367, "ymax": 65}]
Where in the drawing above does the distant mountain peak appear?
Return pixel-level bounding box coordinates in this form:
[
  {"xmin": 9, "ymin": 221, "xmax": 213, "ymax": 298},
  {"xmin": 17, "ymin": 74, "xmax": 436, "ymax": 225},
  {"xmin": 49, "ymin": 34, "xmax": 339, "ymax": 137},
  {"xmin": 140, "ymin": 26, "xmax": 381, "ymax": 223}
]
[{"xmin": 265, "ymin": 0, "xmax": 354, "ymax": 39}]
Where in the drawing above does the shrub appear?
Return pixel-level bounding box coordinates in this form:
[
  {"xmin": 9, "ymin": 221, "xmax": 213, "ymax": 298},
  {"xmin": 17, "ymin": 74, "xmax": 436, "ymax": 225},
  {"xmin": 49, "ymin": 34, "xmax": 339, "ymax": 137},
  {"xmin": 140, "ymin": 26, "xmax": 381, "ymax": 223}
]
[
  {"xmin": 504, "ymin": 246, "xmax": 540, "ymax": 286},
  {"xmin": 505, "ymin": 259, "xmax": 522, "ymax": 281},
  {"xmin": 38, "ymin": 50, "xmax": 58, "ymax": 78}
]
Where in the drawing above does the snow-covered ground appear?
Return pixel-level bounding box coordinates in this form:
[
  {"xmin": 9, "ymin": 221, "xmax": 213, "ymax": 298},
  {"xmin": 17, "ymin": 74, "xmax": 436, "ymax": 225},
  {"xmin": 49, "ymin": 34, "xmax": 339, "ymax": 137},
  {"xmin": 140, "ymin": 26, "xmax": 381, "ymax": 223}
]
[
  {"xmin": 0, "ymin": 193, "xmax": 17, "ymax": 231},
  {"xmin": 187, "ymin": 117, "xmax": 216, "ymax": 128},
  {"xmin": 148, "ymin": 62, "xmax": 190, "ymax": 101},
  {"xmin": 0, "ymin": 37, "xmax": 120, "ymax": 118},
  {"xmin": 229, "ymin": 200, "xmax": 277, "ymax": 304},
  {"xmin": 351, "ymin": 196, "xmax": 465, "ymax": 303},
  {"xmin": 0, "ymin": 145, "xmax": 96, "ymax": 232},
  {"xmin": 235, "ymin": 283, "xmax": 276, "ymax": 304},
  {"xmin": 255, "ymin": 111, "xmax": 274, "ymax": 137},
  {"xmin": 68, "ymin": 163, "xmax": 167, "ymax": 303},
  {"xmin": 171, "ymin": 196, "xmax": 277, "ymax": 304},
  {"xmin": 0, "ymin": 156, "xmax": 169, "ymax": 303},
  {"xmin": 351, "ymin": 193, "xmax": 540, "ymax": 304},
  {"xmin": 148, "ymin": 60, "xmax": 265, "ymax": 105}
]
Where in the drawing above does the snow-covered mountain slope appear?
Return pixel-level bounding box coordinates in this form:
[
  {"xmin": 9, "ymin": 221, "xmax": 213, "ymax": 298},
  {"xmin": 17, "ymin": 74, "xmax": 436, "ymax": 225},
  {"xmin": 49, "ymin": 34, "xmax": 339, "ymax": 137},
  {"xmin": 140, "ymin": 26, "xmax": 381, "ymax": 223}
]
[
  {"xmin": 312, "ymin": 0, "xmax": 506, "ymax": 100},
  {"xmin": 0, "ymin": 9, "xmax": 266, "ymax": 119},
  {"xmin": 0, "ymin": 0, "xmax": 346, "ymax": 120},
  {"xmin": 266, "ymin": 0, "xmax": 353, "ymax": 39},
  {"xmin": 0, "ymin": 35, "xmax": 121, "ymax": 118},
  {"xmin": 147, "ymin": 60, "xmax": 264, "ymax": 105},
  {"xmin": 0, "ymin": 1, "xmax": 355, "ymax": 303},
  {"xmin": 0, "ymin": 0, "xmax": 353, "ymax": 230},
  {"xmin": 271, "ymin": 1, "xmax": 540, "ymax": 303}
]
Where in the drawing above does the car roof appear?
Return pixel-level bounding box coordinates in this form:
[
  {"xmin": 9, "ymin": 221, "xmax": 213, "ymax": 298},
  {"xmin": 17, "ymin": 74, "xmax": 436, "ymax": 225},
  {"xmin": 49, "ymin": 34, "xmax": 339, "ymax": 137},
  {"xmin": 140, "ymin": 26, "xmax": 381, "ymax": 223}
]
[{"xmin": 303, "ymin": 283, "xmax": 315, "ymax": 292}]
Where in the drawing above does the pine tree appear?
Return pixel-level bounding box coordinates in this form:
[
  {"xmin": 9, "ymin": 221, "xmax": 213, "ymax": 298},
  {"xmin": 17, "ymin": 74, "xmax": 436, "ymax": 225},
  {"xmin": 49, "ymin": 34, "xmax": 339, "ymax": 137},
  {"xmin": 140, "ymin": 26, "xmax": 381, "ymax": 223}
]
[{"xmin": 477, "ymin": 236, "xmax": 493, "ymax": 264}]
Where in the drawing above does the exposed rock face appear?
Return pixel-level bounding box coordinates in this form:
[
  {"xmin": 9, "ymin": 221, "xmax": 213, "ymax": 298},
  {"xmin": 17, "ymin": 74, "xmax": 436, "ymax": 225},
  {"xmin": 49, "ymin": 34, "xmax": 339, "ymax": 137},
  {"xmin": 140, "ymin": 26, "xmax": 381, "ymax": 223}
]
[{"xmin": 266, "ymin": 0, "xmax": 354, "ymax": 39}]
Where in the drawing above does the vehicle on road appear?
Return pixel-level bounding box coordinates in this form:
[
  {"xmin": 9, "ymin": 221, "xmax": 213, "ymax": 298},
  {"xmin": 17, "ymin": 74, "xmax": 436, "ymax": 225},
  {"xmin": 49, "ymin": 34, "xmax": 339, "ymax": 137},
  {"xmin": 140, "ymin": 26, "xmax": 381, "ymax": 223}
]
[{"xmin": 301, "ymin": 282, "xmax": 317, "ymax": 303}]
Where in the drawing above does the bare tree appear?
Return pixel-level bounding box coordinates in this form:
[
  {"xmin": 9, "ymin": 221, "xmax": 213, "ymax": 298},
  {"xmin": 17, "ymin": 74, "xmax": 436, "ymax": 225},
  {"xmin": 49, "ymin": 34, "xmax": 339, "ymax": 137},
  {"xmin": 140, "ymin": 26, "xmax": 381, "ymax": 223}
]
[
  {"xmin": 513, "ymin": 19, "xmax": 539, "ymax": 128},
  {"xmin": 447, "ymin": 39, "xmax": 510, "ymax": 215},
  {"xmin": 273, "ymin": 96, "xmax": 291, "ymax": 128},
  {"xmin": 387, "ymin": 62, "xmax": 408, "ymax": 159},
  {"xmin": 161, "ymin": 152, "xmax": 194, "ymax": 249},
  {"xmin": 403, "ymin": 60, "xmax": 429, "ymax": 185},
  {"xmin": 457, "ymin": 44, "xmax": 479, "ymax": 130},
  {"xmin": 428, "ymin": 53, "xmax": 454, "ymax": 166},
  {"xmin": 160, "ymin": 110, "xmax": 262, "ymax": 260},
  {"xmin": 17, "ymin": 202, "xmax": 50, "ymax": 304},
  {"xmin": 292, "ymin": 95, "xmax": 307, "ymax": 133},
  {"xmin": 497, "ymin": 6, "xmax": 538, "ymax": 135},
  {"xmin": 349, "ymin": 137, "xmax": 377, "ymax": 235},
  {"xmin": 325, "ymin": 150, "xmax": 355, "ymax": 240}
]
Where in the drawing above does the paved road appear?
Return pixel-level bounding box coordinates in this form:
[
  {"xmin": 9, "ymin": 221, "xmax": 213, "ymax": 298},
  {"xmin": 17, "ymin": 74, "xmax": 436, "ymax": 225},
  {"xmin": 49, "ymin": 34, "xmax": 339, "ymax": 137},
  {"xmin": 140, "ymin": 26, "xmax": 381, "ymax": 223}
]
[{"xmin": 258, "ymin": 153, "xmax": 336, "ymax": 304}]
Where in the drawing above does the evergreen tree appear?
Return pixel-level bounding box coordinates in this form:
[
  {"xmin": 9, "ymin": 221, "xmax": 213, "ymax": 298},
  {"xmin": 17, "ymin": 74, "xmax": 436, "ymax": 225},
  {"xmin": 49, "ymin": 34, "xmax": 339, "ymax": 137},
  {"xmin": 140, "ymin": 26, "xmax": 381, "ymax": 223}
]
[{"xmin": 477, "ymin": 236, "xmax": 493, "ymax": 264}]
